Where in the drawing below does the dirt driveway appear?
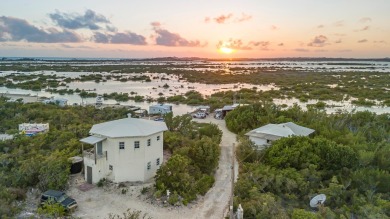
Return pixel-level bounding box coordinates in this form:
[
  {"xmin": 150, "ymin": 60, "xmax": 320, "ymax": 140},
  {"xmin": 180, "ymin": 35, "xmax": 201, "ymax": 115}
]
[{"xmin": 69, "ymin": 115, "xmax": 237, "ymax": 219}]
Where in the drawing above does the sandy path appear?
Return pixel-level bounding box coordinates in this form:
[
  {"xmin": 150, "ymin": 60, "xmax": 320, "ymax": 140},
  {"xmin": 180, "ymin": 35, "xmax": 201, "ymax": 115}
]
[{"xmin": 69, "ymin": 115, "xmax": 237, "ymax": 219}]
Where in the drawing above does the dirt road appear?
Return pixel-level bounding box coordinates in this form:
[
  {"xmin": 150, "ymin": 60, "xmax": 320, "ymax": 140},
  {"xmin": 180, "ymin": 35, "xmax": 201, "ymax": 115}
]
[{"xmin": 70, "ymin": 116, "xmax": 237, "ymax": 219}]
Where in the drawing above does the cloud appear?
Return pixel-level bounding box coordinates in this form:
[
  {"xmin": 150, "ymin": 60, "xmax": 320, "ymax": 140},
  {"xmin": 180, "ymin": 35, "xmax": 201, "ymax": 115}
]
[
  {"xmin": 0, "ymin": 16, "xmax": 82, "ymax": 43},
  {"xmin": 294, "ymin": 48, "xmax": 310, "ymax": 52},
  {"xmin": 60, "ymin": 44, "xmax": 93, "ymax": 49},
  {"xmin": 333, "ymin": 20, "xmax": 344, "ymax": 27},
  {"xmin": 358, "ymin": 39, "xmax": 368, "ymax": 43},
  {"xmin": 355, "ymin": 25, "xmax": 370, "ymax": 32},
  {"xmin": 111, "ymin": 32, "xmax": 146, "ymax": 44},
  {"xmin": 315, "ymin": 49, "xmax": 328, "ymax": 52},
  {"xmin": 151, "ymin": 23, "xmax": 204, "ymax": 47},
  {"xmin": 250, "ymin": 41, "xmax": 270, "ymax": 50},
  {"xmin": 360, "ymin": 17, "xmax": 372, "ymax": 23},
  {"xmin": 236, "ymin": 13, "xmax": 252, "ymax": 22},
  {"xmin": 205, "ymin": 13, "xmax": 252, "ymax": 24},
  {"xmin": 93, "ymin": 32, "xmax": 147, "ymax": 45},
  {"xmin": 217, "ymin": 39, "xmax": 250, "ymax": 50},
  {"xmin": 307, "ymin": 35, "xmax": 329, "ymax": 47},
  {"xmin": 151, "ymin": 22, "xmax": 161, "ymax": 28},
  {"xmin": 49, "ymin": 9, "xmax": 112, "ymax": 31},
  {"xmin": 214, "ymin": 13, "xmax": 233, "ymax": 24},
  {"xmin": 337, "ymin": 49, "xmax": 352, "ymax": 52},
  {"xmin": 216, "ymin": 39, "xmax": 270, "ymax": 50}
]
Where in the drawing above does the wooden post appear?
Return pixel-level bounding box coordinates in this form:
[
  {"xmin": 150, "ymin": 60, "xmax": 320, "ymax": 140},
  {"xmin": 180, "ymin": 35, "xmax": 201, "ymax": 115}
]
[{"xmin": 230, "ymin": 143, "xmax": 235, "ymax": 219}]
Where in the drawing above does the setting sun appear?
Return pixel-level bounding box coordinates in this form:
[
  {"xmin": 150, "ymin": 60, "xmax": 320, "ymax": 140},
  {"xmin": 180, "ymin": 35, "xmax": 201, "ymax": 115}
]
[{"xmin": 219, "ymin": 46, "xmax": 234, "ymax": 54}]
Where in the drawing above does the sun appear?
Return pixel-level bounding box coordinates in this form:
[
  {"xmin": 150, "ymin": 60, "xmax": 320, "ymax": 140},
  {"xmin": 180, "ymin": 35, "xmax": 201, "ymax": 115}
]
[{"xmin": 219, "ymin": 46, "xmax": 234, "ymax": 54}]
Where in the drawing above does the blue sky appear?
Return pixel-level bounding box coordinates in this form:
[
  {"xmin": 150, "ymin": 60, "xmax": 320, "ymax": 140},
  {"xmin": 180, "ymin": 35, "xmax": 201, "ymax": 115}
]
[{"xmin": 1, "ymin": 0, "xmax": 389, "ymax": 58}]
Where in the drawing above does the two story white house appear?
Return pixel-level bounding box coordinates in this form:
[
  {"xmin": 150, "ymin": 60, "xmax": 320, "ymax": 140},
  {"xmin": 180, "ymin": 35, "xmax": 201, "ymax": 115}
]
[{"xmin": 80, "ymin": 118, "xmax": 168, "ymax": 184}]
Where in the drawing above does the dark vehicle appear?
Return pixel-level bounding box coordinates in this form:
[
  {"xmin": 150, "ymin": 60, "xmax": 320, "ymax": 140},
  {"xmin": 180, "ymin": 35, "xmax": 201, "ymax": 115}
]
[{"xmin": 40, "ymin": 190, "xmax": 78, "ymax": 211}]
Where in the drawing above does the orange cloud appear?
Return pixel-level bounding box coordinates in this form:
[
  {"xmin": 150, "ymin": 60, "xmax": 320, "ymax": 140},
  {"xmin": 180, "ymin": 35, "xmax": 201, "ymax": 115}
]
[
  {"xmin": 151, "ymin": 23, "xmax": 206, "ymax": 47},
  {"xmin": 206, "ymin": 13, "xmax": 252, "ymax": 24},
  {"xmin": 214, "ymin": 14, "xmax": 233, "ymax": 24},
  {"xmin": 307, "ymin": 35, "xmax": 329, "ymax": 47},
  {"xmin": 217, "ymin": 39, "xmax": 270, "ymax": 50}
]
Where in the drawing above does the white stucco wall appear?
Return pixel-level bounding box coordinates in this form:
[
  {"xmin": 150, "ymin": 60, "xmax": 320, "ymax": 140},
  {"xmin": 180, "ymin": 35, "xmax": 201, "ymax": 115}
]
[
  {"xmin": 84, "ymin": 153, "xmax": 110, "ymax": 184},
  {"xmin": 249, "ymin": 137, "xmax": 273, "ymax": 150},
  {"xmin": 84, "ymin": 132, "xmax": 164, "ymax": 184}
]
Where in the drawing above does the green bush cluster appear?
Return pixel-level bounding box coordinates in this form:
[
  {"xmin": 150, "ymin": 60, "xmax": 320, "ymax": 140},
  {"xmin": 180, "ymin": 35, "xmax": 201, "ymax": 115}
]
[
  {"xmin": 0, "ymin": 97, "xmax": 131, "ymax": 217},
  {"xmin": 226, "ymin": 103, "xmax": 390, "ymax": 218},
  {"xmin": 154, "ymin": 113, "xmax": 222, "ymax": 205}
]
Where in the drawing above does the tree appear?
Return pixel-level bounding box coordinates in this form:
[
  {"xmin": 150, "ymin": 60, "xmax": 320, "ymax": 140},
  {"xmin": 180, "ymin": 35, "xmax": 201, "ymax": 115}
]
[
  {"xmin": 155, "ymin": 154, "xmax": 200, "ymax": 201},
  {"xmin": 188, "ymin": 137, "xmax": 220, "ymax": 175}
]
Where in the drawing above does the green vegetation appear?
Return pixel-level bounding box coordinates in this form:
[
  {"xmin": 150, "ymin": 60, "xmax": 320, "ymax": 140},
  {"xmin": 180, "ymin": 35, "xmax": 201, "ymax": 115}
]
[
  {"xmin": 225, "ymin": 103, "xmax": 390, "ymax": 218},
  {"xmin": 1, "ymin": 61, "xmax": 389, "ymax": 106},
  {"xmin": 154, "ymin": 113, "xmax": 222, "ymax": 205},
  {"xmin": 0, "ymin": 97, "xmax": 130, "ymax": 217}
]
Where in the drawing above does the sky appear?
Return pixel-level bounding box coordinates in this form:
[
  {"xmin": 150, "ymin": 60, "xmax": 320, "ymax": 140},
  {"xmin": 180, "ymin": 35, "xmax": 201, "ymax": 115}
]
[{"xmin": 0, "ymin": 0, "xmax": 389, "ymax": 58}]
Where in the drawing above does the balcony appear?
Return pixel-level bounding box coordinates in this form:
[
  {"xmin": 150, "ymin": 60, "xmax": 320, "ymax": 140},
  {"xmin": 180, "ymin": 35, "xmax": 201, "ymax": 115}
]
[{"xmin": 83, "ymin": 148, "xmax": 106, "ymax": 163}]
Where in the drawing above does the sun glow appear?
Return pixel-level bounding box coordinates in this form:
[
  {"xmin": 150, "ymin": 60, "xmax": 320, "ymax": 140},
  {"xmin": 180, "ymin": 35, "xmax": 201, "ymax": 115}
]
[{"xmin": 219, "ymin": 47, "xmax": 234, "ymax": 54}]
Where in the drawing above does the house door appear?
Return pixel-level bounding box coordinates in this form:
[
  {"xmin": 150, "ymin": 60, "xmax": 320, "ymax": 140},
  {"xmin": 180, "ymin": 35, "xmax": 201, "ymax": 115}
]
[{"xmin": 87, "ymin": 166, "xmax": 92, "ymax": 184}]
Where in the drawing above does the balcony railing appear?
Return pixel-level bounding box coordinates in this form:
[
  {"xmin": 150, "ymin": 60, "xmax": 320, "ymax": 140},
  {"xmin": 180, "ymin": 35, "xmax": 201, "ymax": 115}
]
[{"xmin": 83, "ymin": 149, "xmax": 106, "ymax": 162}]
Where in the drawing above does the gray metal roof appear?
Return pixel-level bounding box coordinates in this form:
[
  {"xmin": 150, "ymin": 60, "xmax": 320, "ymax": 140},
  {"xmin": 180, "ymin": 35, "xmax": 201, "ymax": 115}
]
[
  {"xmin": 89, "ymin": 118, "xmax": 168, "ymax": 138},
  {"xmin": 246, "ymin": 122, "xmax": 314, "ymax": 139},
  {"xmin": 80, "ymin": 136, "xmax": 106, "ymax": 145}
]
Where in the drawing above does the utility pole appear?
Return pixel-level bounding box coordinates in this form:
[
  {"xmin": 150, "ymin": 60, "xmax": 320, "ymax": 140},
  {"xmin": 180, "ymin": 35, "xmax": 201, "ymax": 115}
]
[{"xmin": 230, "ymin": 143, "xmax": 235, "ymax": 219}]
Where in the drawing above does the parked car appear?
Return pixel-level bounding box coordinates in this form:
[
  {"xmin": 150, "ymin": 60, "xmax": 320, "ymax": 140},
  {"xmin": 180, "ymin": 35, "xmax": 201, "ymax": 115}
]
[
  {"xmin": 193, "ymin": 112, "xmax": 206, "ymax": 119},
  {"xmin": 40, "ymin": 190, "xmax": 78, "ymax": 211}
]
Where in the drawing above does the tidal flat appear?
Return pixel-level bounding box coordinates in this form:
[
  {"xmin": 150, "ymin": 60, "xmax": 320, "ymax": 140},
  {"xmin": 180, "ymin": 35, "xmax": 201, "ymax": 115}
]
[{"xmin": 1, "ymin": 59, "xmax": 389, "ymax": 114}]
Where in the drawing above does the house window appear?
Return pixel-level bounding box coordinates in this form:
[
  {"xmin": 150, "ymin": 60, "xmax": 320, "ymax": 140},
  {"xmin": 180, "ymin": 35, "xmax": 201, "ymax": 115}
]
[
  {"xmin": 119, "ymin": 142, "xmax": 125, "ymax": 149},
  {"xmin": 147, "ymin": 139, "xmax": 151, "ymax": 146},
  {"xmin": 156, "ymin": 158, "xmax": 160, "ymax": 166},
  {"xmin": 147, "ymin": 162, "xmax": 151, "ymax": 170},
  {"xmin": 157, "ymin": 136, "xmax": 160, "ymax": 141},
  {"xmin": 134, "ymin": 141, "xmax": 140, "ymax": 149},
  {"xmin": 109, "ymin": 165, "xmax": 113, "ymax": 170}
]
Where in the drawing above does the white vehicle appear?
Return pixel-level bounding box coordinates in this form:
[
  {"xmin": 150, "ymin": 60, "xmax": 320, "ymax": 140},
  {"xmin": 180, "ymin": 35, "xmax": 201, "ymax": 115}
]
[{"xmin": 193, "ymin": 112, "xmax": 206, "ymax": 119}]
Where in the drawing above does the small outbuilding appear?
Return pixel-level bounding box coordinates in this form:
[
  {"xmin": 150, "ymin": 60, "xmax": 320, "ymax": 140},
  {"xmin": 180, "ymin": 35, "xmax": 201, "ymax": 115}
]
[
  {"xmin": 245, "ymin": 122, "xmax": 315, "ymax": 150},
  {"xmin": 19, "ymin": 123, "xmax": 50, "ymax": 136},
  {"xmin": 149, "ymin": 104, "xmax": 172, "ymax": 115}
]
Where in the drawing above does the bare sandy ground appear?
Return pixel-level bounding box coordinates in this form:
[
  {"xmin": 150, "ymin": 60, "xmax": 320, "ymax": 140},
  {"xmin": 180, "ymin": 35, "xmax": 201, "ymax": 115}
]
[{"xmin": 68, "ymin": 115, "xmax": 238, "ymax": 219}]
